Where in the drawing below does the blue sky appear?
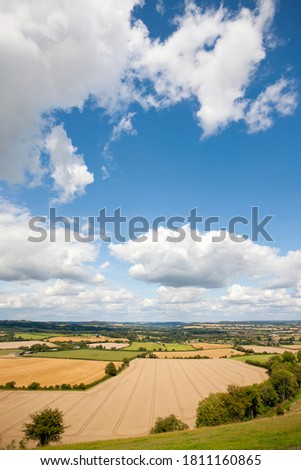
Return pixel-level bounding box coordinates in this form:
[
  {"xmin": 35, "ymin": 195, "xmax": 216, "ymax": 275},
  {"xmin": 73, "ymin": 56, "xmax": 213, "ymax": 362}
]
[{"xmin": 0, "ymin": 0, "xmax": 300, "ymax": 321}]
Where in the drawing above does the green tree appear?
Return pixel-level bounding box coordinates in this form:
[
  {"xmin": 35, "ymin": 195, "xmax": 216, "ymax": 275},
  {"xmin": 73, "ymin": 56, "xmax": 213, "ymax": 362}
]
[
  {"xmin": 282, "ymin": 351, "xmax": 296, "ymax": 363},
  {"xmin": 196, "ymin": 393, "xmax": 230, "ymax": 427},
  {"xmin": 296, "ymin": 350, "xmax": 301, "ymax": 362},
  {"xmin": 270, "ymin": 369, "xmax": 298, "ymax": 401},
  {"xmin": 5, "ymin": 381, "xmax": 16, "ymax": 390},
  {"xmin": 266, "ymin": 355, "xmax": 283, "ymax": 375},
  {"xmin": 244, "ymin": 385, "xmax": 262, "ymax": 419},
  {"xmin": 150, "ymin": 414, "xmax": 189, "ymax": 434},
  {"xmin": 259, "ymin": 382, "xmax": 279, "ymax": 408},
  {"xmin": 223, "ymin": 384, "xmax": 250, "ymax": 421},
  {"xmin": 105, "ymin": 362, "xmax": 117, "ymax": 376},
  {"xmin": 23, "ymin": 408, "xmax": 66, "ymax": 446},
  {"xmin": 27, "ymin": 381, "xmax": 41, "ymax": 390}
]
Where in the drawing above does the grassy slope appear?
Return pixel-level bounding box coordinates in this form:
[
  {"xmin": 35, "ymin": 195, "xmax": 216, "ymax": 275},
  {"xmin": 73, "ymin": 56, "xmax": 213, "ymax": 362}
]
[
  {"xmin": 33, "ymin": 349, "xmax": 138, "ymax": 361},
  {"xmin": 124, "ymin": 342, "xmax": 194, "ymax": 351},
  {"xmin": 50, "ymin": 407, "xmax": 301, "ymax": 450}
]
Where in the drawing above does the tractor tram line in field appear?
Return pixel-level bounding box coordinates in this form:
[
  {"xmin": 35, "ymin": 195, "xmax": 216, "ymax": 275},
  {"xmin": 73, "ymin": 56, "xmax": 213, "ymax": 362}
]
[{"xmin": 0, "ymin": 358, "xmax": 268, "ymax": 447}]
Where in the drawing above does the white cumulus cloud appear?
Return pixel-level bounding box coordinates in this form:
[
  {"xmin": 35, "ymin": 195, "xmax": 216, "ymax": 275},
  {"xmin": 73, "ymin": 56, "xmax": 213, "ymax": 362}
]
[
  {"xmin": 110, "ymin": 225, "xmax": 301, "ymax": 290},
  {"xmin": 245, "ymin": 78, "xmax": 297, "ymax": 133},
  {"xmin": 0, "ymin": 199, "xmax": 99, "ymax": 283},
  {"xmin": 0, "ymin": 0, "xmax": 142, "ymax": 184},
  {"xmin": 46, "ymin": 125, "xmax": 94, "ymax": 203}
]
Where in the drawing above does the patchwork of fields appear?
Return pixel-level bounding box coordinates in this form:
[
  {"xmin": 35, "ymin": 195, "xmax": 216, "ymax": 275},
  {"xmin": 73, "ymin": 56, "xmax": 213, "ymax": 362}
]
[{"xmin": 0, "ymin": 358, "xmax": 267, "ymax": 447}]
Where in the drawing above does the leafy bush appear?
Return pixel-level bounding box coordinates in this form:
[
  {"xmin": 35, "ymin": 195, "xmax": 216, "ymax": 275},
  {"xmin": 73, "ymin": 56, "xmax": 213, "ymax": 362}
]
[
  {"xmin": 196, "ymin": 393, "xmax": 230, "ymax": 427},
  {"xmin": 5, "ymin": 381, "xmax": 16, "ymax": 389},
  {"xmin": 150, "ymin": 414, "xmax": 189, "ymax": 434},
  {"xmin": 105, "ymin": 362, "xmax": 117, "ymax": 376},
  {"xmin": 27, "ymin": 382, "xmax": 41, "ymax": 390},
  {"xmin": 61, "ymin": 383, "xmax": 72, "ymax": 390}
]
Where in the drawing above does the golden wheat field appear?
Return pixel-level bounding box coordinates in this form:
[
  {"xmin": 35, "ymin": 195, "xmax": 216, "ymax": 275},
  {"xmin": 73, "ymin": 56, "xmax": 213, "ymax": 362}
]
[
  {"xmin": 48, "ymin": 336, "xmax": 129, "ymax": 343},
  {"xmin": 154, "ymin": 349, "xmax": 244, "ymax": 359},
  {"xmin": 0, "ymin": 357, "xmax": 121, "ymax": 387}
]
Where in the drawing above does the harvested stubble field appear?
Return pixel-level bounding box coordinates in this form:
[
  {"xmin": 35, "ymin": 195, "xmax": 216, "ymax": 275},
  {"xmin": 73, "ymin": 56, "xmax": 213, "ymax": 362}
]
[
  {"xmin": 0, "ymin": 358, "xmax": 267, "ymax": 447},
  {"xmin": 154, "ymin": 349, "xmax": 244, "ymax": 359},
  {"xmin": 87, "ymin": 342, "xmax": 129, "ymax": 349},
  {"xmin": 34, "ymin": 349, "xmax": 138, "ymax": 361},
  {"xmin": 48, "ymin": 336, "xmax": 129, "ymax": 343},
  {"xmin": 242, "ymin": 345, "xmax": 298, "ymax": 354},
  {"xmin": 0, "ymin": 341, "xmax": 53, "ymax": 350},
  {"xmin": 0, "ymin": 357, "xmax": 121, "ymax": 387},
  {"xmin": 123, "ymin": 342, "xmax": 194, "ymax": 351},
  {"xmin": 189, "ymin": 342, "xmax": 232, "ymax": 349}
]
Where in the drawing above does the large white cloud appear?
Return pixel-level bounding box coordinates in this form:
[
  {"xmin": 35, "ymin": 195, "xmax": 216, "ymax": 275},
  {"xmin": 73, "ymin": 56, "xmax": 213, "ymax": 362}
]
[
  {"xmin": 0, "ymin": 199, "xmax": 99, "ymax": 282},
  {"xmin": 110, "ymin": 226, "xmax": 301, "ymax": 290},
  {"xmin": 134, "ymin": 0, "xmax": 296, "ymax": 136},
  {"xmin": 0, "ymin": 0, "xmax": 142, "ymax": 184},
  {"xmin": 0, "ymin": 0, "xmax": 297, "ymax": 189}
]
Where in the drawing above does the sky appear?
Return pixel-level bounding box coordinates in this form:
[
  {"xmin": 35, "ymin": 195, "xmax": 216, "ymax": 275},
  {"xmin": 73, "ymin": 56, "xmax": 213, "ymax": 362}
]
[{"xmin": 0, "ymin": 0, "xmax": 301, "ymax": 322}]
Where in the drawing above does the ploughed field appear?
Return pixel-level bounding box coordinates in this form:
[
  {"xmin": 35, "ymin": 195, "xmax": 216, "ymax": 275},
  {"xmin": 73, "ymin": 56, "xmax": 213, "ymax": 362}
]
[
  {"xmin": 0, "ymin": 358, "xmax": 267, "ymax": 447},
  {"xmin": 0, "ymin": 358, "xmax": 121, "ymax": 387}
]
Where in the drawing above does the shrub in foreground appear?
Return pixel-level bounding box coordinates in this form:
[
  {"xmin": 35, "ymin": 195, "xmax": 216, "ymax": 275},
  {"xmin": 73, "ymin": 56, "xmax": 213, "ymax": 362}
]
[{"xmin": 150, "ymin": 414, "xmax": 189, "ymax": 434}]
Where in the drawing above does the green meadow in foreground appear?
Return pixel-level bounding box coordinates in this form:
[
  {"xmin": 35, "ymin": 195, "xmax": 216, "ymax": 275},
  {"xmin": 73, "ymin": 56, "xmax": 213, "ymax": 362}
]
[
  {"xmin": 33, "ymin": 349, "xmax": 139, "ymax": 361},
  {"xmin": 49, "ymin": 404, "xmax": 301, "ymax": 450}
]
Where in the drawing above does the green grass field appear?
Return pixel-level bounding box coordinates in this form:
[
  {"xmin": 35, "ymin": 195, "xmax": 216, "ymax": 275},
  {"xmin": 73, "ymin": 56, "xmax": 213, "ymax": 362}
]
[
  {"xmin": 50, "ymin": 405, "xmax": 301, "ymax": 450},
  {"xmin": 0, "ymin": 349, "xmax": 20, "ymax": 356},
  {"xmin": 123, "ymin": 342, "xmax": 194, "ymax": 351},
  {"xmin": 232, "ymin": 354, "xmax": 275, "ymax": 364},
  {"xmin": 33, "ymin": 349, "xmax": 139, "ymax": 361},
  {"xmin": 13, "ymin": 332, "xmax": 57, "ymax": 340}
]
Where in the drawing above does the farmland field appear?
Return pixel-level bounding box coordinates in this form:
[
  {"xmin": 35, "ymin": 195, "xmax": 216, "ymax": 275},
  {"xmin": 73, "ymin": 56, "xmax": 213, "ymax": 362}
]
[
  {"xmin": 123, "ymin": 342, "xmax": 194, "ymax": 351},
  {"xmin": 0, "ymin": 358, "xmax": 267, "ymax": 447},
  {"xmin": 52, "ymin": 403, "xmax": 301, "ymax": 450},
  {"xmin": 0, "ymin": 349, "xmax": 20, "ymax": 356},
  {"xmin": 0, "ymin": 357, "xmax": 121, "ymax": 387},
  {"xmin": 33, "ymin": 349, "xmax": 139, "ymax": 361},
  {"xmin": 154, "ymin": 349, "xmax": 244, "ymax": 359},
  {"xmin": 48, "ymin": 335, "xmax": 129, "ymax": 343},
  {"xmin": 189, "ymin": 342, "xmax": 232, "ymax": 350},
  {"xmin": 87, "ymin": 342, "xmax": 129, "ymax": 349},
  {"xmin": 233, "ymin": 354, "xmax": 275, "ymax": 364},
  {"xmin": 12, "ymin": 332, "xmax": 57, "ymax": 340},
  {"xmin": 0, "ymin": 341, "xmax": 53, "ymax": 350},
  {"xmin": 241, "ymin": 345, "xmax": 298, "ymax": 354}
]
